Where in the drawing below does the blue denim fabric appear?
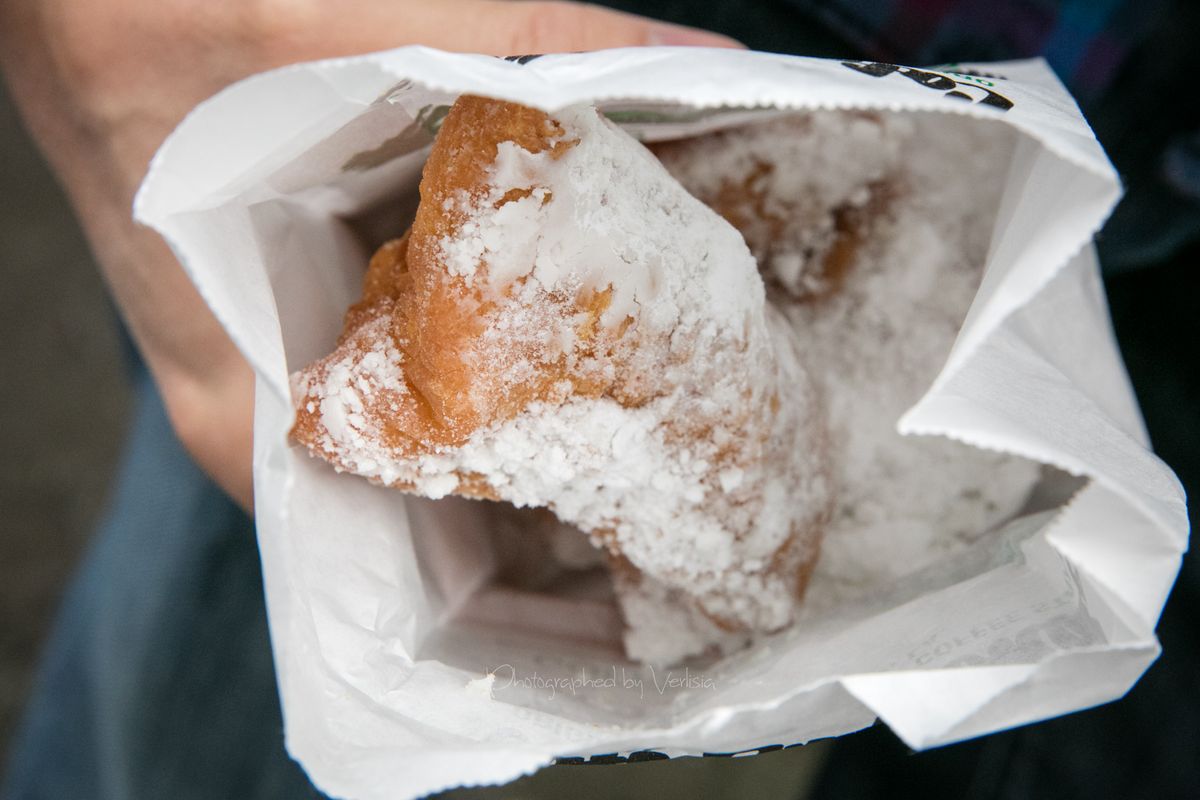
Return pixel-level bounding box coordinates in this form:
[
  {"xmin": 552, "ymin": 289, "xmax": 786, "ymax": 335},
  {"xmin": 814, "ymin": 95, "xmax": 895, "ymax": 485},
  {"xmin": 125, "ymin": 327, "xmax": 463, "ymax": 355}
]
[{"xmin": 1, "ymin": 371, "xmax": 323, "ymax": 800}]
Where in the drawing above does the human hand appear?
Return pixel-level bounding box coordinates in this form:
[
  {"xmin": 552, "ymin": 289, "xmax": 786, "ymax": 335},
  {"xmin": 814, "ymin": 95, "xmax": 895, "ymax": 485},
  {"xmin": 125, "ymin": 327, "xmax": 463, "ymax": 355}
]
[{"xmin": 0, "ymin": 0, "xmax": 739, "ymax": 510}]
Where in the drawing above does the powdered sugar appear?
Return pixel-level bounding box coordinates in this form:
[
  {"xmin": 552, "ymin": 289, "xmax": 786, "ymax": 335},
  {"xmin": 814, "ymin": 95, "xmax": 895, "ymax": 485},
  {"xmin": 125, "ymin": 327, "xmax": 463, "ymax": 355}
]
[
  {"xmin": 291, "ymin": 102, "xmax": 831, "ymax": 663},
  {"xmin": 293, "ymin": 103, "xmax": 1044, "ymax": 665},
  {"xmin": 659, "ymin": 109, "xmax": 1040, "ymax": 611},
  {"xmin": 654, "ymin": 111, "xmax": 911, "ymax": 299},
  {"xmin": 439, "ymin": 108, "xmax": 758, "ymax": 332}
]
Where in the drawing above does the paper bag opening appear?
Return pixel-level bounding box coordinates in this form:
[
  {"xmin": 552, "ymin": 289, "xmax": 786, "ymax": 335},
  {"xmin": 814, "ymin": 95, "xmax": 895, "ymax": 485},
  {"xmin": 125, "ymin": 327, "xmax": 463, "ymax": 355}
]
[{"xmin": 134, "ymin": 49, "xmax": 1186, "ymax": 800}]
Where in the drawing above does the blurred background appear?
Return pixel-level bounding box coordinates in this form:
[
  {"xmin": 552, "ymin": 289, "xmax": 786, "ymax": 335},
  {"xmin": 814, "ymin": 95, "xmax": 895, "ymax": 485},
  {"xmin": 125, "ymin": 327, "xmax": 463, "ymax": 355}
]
[
  {"xmin": 1, "ymin": 1, "xmax": 1196, "ymax": 798},
  {"xmin": 0, "ymin": 81, "xmax": 131, "ymax": 756}
]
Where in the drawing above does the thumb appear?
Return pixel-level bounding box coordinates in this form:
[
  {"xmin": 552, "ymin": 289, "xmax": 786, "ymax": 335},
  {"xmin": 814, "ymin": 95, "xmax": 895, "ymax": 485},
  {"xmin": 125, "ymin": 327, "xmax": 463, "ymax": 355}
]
[
  {"xmin": 462, "ymin": 1, "xmax": 744, "ymax": 54},
  {"xmin": 305, "ymin": 0, "xmax": 743, "ymax": 58}
]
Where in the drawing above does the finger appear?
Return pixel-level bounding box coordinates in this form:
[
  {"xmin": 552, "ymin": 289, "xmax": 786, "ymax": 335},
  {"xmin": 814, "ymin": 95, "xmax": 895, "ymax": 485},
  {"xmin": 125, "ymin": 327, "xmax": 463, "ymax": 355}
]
[
  {"xmin": 280, "ymin": 0, "xmax": 743, "ymax": 61},
  {"xmin": 460, "ymin": 1, "xmax": 745, "ymax": 54}
]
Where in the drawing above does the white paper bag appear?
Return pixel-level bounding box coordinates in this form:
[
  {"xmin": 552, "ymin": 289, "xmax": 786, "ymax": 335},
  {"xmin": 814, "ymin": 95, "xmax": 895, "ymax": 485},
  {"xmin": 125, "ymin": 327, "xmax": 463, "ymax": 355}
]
[{"xmin": 134, "ymin": 47, "xmax": 1188, "ymax": 800}]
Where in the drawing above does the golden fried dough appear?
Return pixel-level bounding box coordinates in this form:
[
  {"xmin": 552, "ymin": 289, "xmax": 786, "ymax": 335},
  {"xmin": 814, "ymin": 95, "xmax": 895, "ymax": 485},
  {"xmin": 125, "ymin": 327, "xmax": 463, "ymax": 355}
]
[{"xmin": 291, "ymin": 95, "xmax": 831, "ymax": 662}]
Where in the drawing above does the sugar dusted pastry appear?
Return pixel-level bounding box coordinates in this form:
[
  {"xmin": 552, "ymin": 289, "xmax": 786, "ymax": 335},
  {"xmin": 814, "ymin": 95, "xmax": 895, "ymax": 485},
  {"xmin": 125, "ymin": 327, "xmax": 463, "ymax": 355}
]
[
  {"xmin": 651, "ymin": 111, "xmax": 908, "ymax": 302},
  {"xmin": 291, "ymin": 96, "xmax": 832, "ymax": 662},
  {"xmin": 655, "ymin": 111, "xmax": 1041, "ymax": 601}
]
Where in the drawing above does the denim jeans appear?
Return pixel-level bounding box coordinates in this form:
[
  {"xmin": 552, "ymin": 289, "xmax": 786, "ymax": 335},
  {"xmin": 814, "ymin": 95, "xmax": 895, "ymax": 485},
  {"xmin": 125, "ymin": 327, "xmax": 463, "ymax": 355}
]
[{"xmin": 1, "ymin": 371, "xmax": 323, "ymax": 799}]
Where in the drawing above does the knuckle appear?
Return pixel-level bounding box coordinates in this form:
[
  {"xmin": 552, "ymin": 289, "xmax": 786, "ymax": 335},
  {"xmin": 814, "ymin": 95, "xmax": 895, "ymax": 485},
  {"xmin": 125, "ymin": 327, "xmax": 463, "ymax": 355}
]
[{"xmin": 507, "ymin": 1, "xmax": 594, "ymax": 56}]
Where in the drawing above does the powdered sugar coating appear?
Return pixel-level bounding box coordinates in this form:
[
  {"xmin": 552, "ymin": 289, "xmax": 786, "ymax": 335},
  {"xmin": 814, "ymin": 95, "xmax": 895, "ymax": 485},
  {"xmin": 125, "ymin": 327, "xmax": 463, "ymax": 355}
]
[
  {"xmin": 291, "ymin": 100, "xmax": 831, "ymax": 662},
  {"xmin": 657, "ymin": 110, "xmax": 1041, "ymax": 608},
  {"xmin": 294, "ymin": 101, "xmax": 1043, "ymax": 666}
]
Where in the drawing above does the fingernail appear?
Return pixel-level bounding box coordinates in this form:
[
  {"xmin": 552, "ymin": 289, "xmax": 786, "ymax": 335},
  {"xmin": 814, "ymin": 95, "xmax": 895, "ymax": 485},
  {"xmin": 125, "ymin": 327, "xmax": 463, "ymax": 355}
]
[{"xmin": 646, "ymin": 23, "xmax": 745, "ymax": 49}]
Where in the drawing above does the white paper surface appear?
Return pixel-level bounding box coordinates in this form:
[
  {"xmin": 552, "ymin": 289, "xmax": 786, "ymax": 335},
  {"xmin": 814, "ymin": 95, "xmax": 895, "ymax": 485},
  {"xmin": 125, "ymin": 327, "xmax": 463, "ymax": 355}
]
[{"xmin": 135, "ymin": 48, "xmax": 1188, "ymax": 800}]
